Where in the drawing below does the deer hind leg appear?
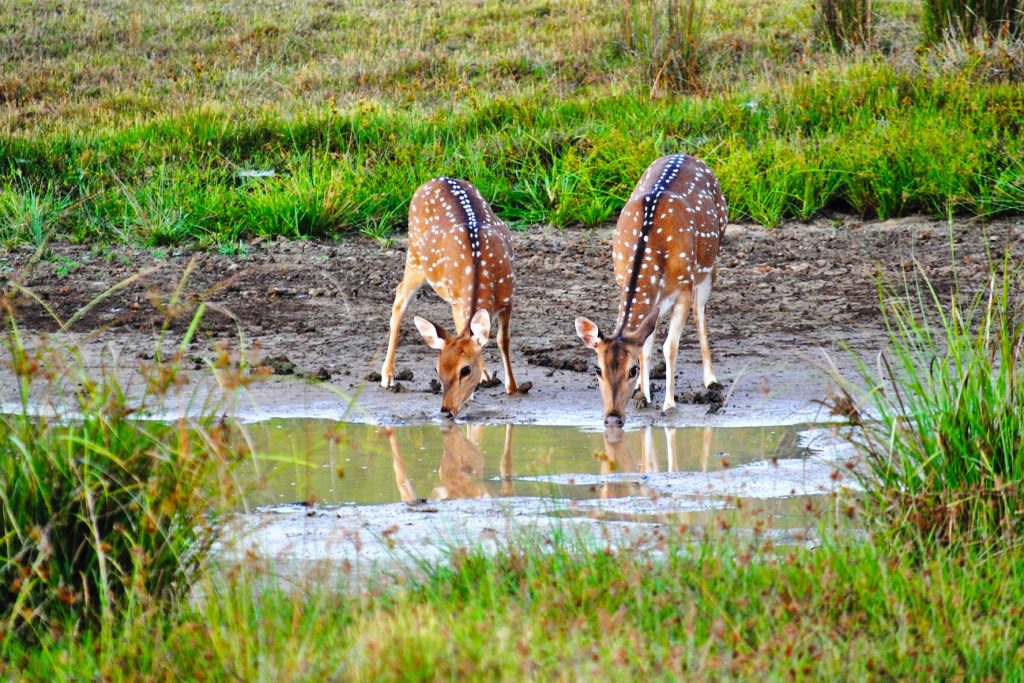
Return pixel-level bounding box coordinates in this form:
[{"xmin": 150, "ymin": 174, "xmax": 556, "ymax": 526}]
[
  {"xmin": 381, "ymin": 269, "xmax": 426, "ymax": 388},
  {"xmin": 662, "ymin": 291, "xmax": 692, "ymax": 412},
  {"xmin": 496, "ymin": 308, "xmax": 523, "ymax": 394},
  {"xmin": 693, "ymin": 275, "xmax": 717, "ymax": 387}
]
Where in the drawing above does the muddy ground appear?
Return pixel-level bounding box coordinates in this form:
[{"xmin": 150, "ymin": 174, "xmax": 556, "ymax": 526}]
[{"xmin": 2, "ymin": 215, "xmax": 1021, "ymax": 427}]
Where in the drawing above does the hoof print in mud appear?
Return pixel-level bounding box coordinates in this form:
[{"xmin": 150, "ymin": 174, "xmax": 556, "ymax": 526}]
[
  {"xmin": 365, "ymin": 371, "xmax": 382, "ymax": 383},
  {"xmin": 395, "ymin": 369, "xmax": 414, "ymax": 381},
  {"xmin": 386, "ymin": 382, "xmax": 406, "ymax": 393},
  {"xmin": 428, "ymin": 379, "xmax": 441, "ymax": 394},
  {"xmin": 478, "ymin": 377, "xmax": 503, "ymax": 389}
]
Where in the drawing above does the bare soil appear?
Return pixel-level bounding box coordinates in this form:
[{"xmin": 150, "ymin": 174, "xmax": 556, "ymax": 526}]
[{"xmin": 2, "ymin": 215, "xmax": 1021, "ymax": 426}]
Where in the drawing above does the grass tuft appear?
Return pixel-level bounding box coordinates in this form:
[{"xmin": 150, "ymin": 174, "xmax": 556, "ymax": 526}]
[
  {"xmin": 620, "ymin": 0, "xmax": 708, "ymax": 94},
  {"xmin": 923, "ymin": 0, "xmax": 1023, "ymax": 42},
  {"xmin": 815, "ymin": 0, "xmax": 874, "ymax": 50},
  {"xmin": 0, "ymin": 276, "xmax": 242, "ymax": 642},
  {"xmin": 832, "ymin": 251, "xmax": 1024, "ymax": 548}
]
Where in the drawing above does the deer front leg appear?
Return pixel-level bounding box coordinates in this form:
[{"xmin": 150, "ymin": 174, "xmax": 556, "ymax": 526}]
[
  {"xmin": 500, "ymin": 424, "xmax": 513, "ymax": 496},
  {"xmin": 636, "ymin": 326, "xmax": 657, "ymax": 406},
  {"xmin": 664, "ymin": 427, "xmax": 677, "ymax": 471},
  {"xmin": 497, "ymin": 308, "xmax": 527, "ymax": 394},
  {"xmin": 384, "ymin": 427, "xmax": 418, "ymax": 504},
  {"xmin": 662, "ymin": 291, "xmax": 692, "ymax": 412},
  {"xmin": 642, "ymin": 425, "xmax": 658, "ymax": 473},
  {"xmin": 693, "ymin": 276, "xmax": 718, "ymax": 388},
  {"xmin": 381, "ymin": 270, "xmax": 425, "ymax": 388}
]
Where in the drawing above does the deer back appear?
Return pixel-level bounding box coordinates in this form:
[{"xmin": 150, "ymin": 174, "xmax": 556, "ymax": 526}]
[
  {"xmin": 407, "ymin": 177, "xmax": 514, "ymax": 331},
  {"xmin": 612, "ymin": 154, "xmax": 728, "ymax": 334}
]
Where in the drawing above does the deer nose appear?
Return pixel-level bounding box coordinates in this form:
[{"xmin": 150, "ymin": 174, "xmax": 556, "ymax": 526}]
[
  {"xmin": 439, "ymin": 407, "xmax": 455, "ymax": 421},
  {"xmin": 604, "ymin": 413, "xmax": 624, "ymax": 429}
]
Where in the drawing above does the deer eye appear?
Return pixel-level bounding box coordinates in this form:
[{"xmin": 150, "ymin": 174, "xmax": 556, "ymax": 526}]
[
  {"xmin": 460, "ymin": 365, "xmax": 472, "ymax": 378},
  {"xmin": 628, "ymin": 365, "xmax": 639, "ymax": 379}
]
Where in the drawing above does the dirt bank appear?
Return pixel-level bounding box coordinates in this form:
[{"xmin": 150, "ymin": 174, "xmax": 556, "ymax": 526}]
[{"xmin": 2, "ymin": 215, "xmax": 1020, "ymax": 427}]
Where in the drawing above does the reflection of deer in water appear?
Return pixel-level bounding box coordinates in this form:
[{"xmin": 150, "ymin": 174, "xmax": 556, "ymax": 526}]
[
  {"xmin": 598, "ymin": 426, "xmax": 713, "ymax": 498},
  {"xmin": 384, "ymin": 424, "xmax": 514, "ymax": 502}
]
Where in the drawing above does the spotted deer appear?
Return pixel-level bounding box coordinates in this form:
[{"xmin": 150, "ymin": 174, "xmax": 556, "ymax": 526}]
[
  {"xmin": 381, "ymin": 177, "xmax": 528, "ymax": 419},
  {"xmin": 575, "ymin": 154, "xmax": 727, "ymax": 427}
]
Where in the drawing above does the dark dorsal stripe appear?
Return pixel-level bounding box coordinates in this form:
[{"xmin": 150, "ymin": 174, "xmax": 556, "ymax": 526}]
[
  {"xmin": 615, "ymin": 155, "xmax": 687, "ymax": 338},
  {"xmin": 440, "ymin": 177, "xmax": 482, "ymax": 321}
]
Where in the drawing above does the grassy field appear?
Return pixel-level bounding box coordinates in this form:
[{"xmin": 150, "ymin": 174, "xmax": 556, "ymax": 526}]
[
  {"xmin": 2, "ymin": 0, "xmax": 1023, "ymax": 247},
  {"xmin": 8, "ymin": 535, "xmax": 1024, "ymax": 680}
]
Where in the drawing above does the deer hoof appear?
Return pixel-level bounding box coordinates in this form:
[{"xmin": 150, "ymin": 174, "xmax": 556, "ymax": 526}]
[
  {"xmin": 633, "ymin": 396, "xmax": 650, "ymax": 410},
  {"xmin": 478, "ymin": 377, "xmax": 502, "ymax": 389}
]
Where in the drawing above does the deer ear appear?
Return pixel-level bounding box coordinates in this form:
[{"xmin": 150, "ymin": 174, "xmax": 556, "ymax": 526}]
[
  {"xmin": 469, "ymin": 309, "xmax": 491, "ymax": 347},
  {"xmin": 628, "ymin": 308, "xmax": 660, "ymax": 344},
  {"xmin": 575, "ymin": 317, "xmax": 602, "ymax": 349},
  {"xmin": 414, "ymin": 316, "xmax": 449, "ymax": 350}
]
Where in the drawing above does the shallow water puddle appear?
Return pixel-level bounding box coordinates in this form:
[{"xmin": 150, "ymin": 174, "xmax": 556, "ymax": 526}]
[
  {"xmin": 219, "ymin": 421, "xmax": 859, "ymax": 566},
  {"xmin": 235, "ymin": 421, "xmax": 855, "ymax": 516}
]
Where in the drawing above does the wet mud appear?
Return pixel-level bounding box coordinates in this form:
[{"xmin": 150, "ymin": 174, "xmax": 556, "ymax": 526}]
[{"xmin": 2, "ymin": 215, "xmax": 1021, "ymax": 426}]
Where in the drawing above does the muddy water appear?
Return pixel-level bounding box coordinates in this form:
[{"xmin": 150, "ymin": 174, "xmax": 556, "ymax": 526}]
[
  {"xmin": 235, "ymin": 421, "xmax": 851, "ymax": 516},
  {"xmin": 220, "ymin": 420, "xmax": 859, "ymax": 567}
]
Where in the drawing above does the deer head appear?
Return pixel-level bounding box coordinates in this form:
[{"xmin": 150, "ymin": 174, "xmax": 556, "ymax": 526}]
[
  {"xmin": 414, "ymin": 309, "xmax": 491, "ymax": 420},
  {"xmin": 574, "ymin": 309, "xmax": 659, "ymax": 428}
]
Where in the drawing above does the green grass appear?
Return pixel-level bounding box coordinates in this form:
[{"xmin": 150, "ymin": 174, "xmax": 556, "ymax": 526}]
[
  {"xmin": 0, "ymin": 276, "xmax": 245, "ymax": 641},
  {"xmin": 6, "ymin": 534, "xmax": 1024, "ymax": 680},
  {"xmin": 1, "ymin": 0, "xmax": 1022, "ymax": 247},
  {"xmin": 831, "ymin": 252, "xmax": 1024, "ymax": 548},
  {"xmin": 922, "ymin": 0, "xmax": 1023, "ymax": 42}
]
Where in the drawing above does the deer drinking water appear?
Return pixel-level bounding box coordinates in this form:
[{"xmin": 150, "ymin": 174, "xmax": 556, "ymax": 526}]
[
  {"xmin": 575, "ymin": 154, "xmax": 728, "ymax": 427},
  {"xmin": 381, "ymin": 177, "xmax": 528, "ymax": 419}
]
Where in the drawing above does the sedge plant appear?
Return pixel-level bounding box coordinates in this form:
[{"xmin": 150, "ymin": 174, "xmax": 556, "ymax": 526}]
[{"xmin": 830, "ymin": 250, "xmax": 1023, "ymax": 548}]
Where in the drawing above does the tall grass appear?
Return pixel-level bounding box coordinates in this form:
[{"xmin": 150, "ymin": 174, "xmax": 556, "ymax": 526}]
[
  {"xmin": 923, "ymin": 0, "xmax": 1023, "ymax": 42},
  {"xmin": 815, "ymin": 0, "xmax": 874, "ymax": 50},
  {"xmin": 0, "ymin": 276, "xmax": 242, "ymax": 641},
  {"xmin": 832, "ymin": 252, "xmax": 1024, "ymax": 547},
  {"xmin": 621, "ymin": 0, "xmax": 708, "ymax": 94}
]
